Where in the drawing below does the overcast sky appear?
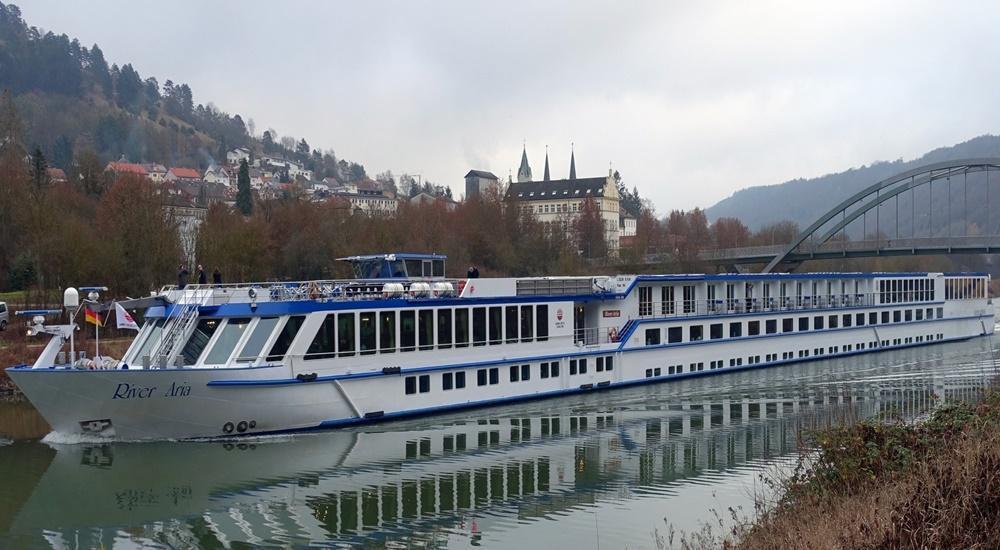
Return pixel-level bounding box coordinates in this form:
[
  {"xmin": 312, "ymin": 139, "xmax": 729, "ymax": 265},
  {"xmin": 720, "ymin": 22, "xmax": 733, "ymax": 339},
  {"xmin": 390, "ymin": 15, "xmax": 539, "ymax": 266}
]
[{"xmin": 18, "ymin": 0, "xmax": 1000, "ymax": 211}]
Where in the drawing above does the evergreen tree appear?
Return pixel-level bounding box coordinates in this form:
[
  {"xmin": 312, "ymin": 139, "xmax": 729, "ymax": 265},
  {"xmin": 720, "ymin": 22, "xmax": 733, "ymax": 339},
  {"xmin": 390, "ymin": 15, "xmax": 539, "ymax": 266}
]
[
  {"xmin": 30, "ymin": 145, "xmax": 48, "ymax": 196},
  {"xmin": 236, "ymin": 159, "xmax": 253, "ymax": 215}
]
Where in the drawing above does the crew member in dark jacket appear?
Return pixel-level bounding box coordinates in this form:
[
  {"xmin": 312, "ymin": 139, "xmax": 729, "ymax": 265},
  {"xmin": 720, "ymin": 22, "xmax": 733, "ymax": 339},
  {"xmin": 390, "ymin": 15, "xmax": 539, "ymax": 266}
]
[
  {"xmin": 197, "ymin": 264, "xmax": 207, "ymax": 285},
  {"xmin": 467, "ymin": 266, "xmax": 480, "ymax": 278},
  {"xmin": 177, "ymin": 265, "xmax": 189, "ymax": 289},
  {"xmin": 212, "ymin": 268, "xmax": 222, "ymax": 285}
]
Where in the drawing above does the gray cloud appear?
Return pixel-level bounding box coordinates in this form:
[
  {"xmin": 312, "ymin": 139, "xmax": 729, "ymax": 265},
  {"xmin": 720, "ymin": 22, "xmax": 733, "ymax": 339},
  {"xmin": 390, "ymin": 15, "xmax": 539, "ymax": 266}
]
[{"xmin": 20, "ymin": 0, "xmax": 1000, "ymax": 211}]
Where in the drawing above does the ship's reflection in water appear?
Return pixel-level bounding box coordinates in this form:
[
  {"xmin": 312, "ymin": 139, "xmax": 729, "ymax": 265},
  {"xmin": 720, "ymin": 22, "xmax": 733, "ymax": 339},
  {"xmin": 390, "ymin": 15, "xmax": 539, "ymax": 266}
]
[{"xmin": 0, "ymin": 338, "xmax": 996, "ymax": 549}]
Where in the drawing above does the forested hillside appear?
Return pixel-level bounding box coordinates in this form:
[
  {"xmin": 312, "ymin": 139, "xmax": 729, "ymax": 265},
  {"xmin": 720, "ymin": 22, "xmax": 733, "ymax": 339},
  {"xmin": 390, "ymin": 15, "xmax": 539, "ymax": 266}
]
[
  {"xmin": 706, "ymin": 134, "xmax": 1000, "ymax": 231},
  {"xmin": 0, "ymin": 1, "xmax": 365, "ymax": 180}
]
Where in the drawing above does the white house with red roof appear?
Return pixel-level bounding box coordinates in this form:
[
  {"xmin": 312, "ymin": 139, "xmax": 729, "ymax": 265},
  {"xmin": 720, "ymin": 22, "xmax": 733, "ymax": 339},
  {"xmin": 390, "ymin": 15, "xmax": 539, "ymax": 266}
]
[{"xmin": 105, "ymin": 161, "xmax": 148, "ymax": 178}]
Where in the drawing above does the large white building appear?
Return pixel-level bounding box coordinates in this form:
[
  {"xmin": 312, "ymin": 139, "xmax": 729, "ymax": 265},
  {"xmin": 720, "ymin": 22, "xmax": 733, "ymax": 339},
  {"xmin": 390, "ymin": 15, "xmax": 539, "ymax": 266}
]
[{"xmin": 502, "ymin": 146, "xmax": 621, "ymax": 254}]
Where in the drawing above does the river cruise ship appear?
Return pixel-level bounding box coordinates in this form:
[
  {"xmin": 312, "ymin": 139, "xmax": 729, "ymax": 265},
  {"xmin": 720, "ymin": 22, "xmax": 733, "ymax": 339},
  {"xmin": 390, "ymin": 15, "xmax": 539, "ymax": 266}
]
[{"xmin": 6, "ymin": 253, "xmax": 995, "ymax": 440}]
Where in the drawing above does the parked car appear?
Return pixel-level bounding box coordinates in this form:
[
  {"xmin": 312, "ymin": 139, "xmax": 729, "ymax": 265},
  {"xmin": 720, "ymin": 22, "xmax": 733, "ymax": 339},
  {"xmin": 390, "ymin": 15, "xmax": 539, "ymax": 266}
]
[{"xmin": 0, "ymin": 301, "xmax": 7, "ymax": 331}]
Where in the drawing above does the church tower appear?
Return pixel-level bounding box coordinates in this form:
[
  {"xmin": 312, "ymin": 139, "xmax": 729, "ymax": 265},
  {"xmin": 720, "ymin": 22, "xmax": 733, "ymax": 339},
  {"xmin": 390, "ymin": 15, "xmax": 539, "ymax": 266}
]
[
  {"xmin": 569, "ymin": 143, "xmax": 577, "ymax": 180},
  {"xmin": 517, "ymin": 144, "xmax": 532, "ymax": 183},
  {"xmin": 543, "ymin": 145, "xmax": 551, "ymax": 181}
]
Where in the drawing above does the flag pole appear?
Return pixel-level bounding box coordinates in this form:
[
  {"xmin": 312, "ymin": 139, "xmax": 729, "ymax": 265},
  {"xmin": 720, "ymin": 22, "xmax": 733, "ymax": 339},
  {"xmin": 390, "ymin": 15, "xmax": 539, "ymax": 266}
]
[{"xmin": 95, "ymin": 310, "xmax": 100, "ymax": 360}]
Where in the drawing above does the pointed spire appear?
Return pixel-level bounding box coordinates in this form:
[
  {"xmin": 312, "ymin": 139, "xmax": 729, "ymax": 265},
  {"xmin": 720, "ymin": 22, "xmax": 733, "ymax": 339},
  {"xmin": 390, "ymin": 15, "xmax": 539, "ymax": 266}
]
[
  {"xmin": 569, "ymin": 142, "xmax": 576, "ymax": 180},
  {"xmin": 517, "ymin": 142, "xmax": 532, "ymax": 183},
  {"xmin": 543, "ymin": 145, "xmax": 550, "ymax": 181}
]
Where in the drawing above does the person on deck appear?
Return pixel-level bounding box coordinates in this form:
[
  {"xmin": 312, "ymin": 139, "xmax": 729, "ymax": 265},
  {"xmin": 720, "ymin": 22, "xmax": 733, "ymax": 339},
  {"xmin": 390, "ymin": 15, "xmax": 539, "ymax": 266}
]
[
  {"xmin": 212, "ymin": 268, "xmax": 222, "ymax": 285},
  {"xmin": 467, "ymin": 266, "xmax": 480, "ymax": 279},
  {"xmin": 197, "ymin": 264, "xmax": 207, "ymax": 285},
  {"xmin": 177, "ymin": 265, "xmax": 189, "ymax": 289}
]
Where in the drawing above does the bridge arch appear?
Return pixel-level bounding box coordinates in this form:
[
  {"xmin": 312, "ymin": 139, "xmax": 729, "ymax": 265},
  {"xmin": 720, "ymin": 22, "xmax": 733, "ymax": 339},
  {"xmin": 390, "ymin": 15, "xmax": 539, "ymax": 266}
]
[{"xmin": 761, "ymin": 158, "xmax": 1000, "ymax": 272}]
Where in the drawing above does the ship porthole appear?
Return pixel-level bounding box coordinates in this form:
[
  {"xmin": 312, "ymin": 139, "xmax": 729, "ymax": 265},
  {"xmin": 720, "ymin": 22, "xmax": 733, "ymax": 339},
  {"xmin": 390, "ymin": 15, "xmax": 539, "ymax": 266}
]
[
  {"xmin": 249, "ymin": 420, "xmax": 257, "ymax": 429},
  {"xmin": 223, "ymin": 422, "xmax": 235, "ymax": 434},
  {"xmin": 237, "ymin": 420, "xmax": 248, "ymax": 433}
]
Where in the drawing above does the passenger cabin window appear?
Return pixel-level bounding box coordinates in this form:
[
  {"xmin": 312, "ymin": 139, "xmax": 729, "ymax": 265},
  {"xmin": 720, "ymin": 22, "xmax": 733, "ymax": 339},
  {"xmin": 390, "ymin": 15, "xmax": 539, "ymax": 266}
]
[
  {"xmin": 204, "ymin": 318, "xmax": 251, "ymax": 365},
  {"xmin": 180, "ymin": 318, "xmax": 220, "ymax": 365},
  {"xmin": 488, "ymin": 307, "xmax": 502, "ymax": 345},
  {"xmin": 400, "ymin": 310, "xmax": 416, "ymax": 352},
  {"xmin": 645, "ymin": 328, "xmax": 661, "ymax": 345},
  {"xmin": 639, "ymin": 287, "xmax": 653, "ymax": 316},
  {"xmin": 236, "ymin": 317, "xmax": 279, "ymax": 362},
  {"xmin": 520, "ymin": 306, "xmax": 533, "ymax": 342},
  {"xmin": 438, "ymin": 309, "xmax": 453, "ymax": 348},
  {"xmin": 505, "ymin": 306, "xmax": 519, "ymax": 344},
  {"xmin": 536, "ymin": 305, "xmax": 549, "ymax": 342},
  {"xmin": 419, "ymin": 309, "xmax": 434, "ymax": 350},
  {"xmin": 306, "ymin": 315, "xmax": 337, "ymax": 360},
  {"xmin": 267, "ymin": 316, "xmax": 304, "ymax": 361},
  {"xmin": 360, "ymin": 312, "xmax": 377, "ymax": 355},
  {"xmin": 455, "ymin": 308, "xmax": 470, "ymax": 347},
  {"xmin": 338, "ymin": 313, "xmax": 355, "ymax": 357},
  {"xmin": 668, "ymin": 327, "xmax": 682, "ymax": 343},
  {"xmin": 473, "ymin": 307, "xmax": 486, "ymax": 346},
  {"xmin": 380, "ymin": 311, "xmax": 396, "ymax": 353},
  {"xmin": 134, "ymin": 319, "xmax": 166, "ymax": 365}
]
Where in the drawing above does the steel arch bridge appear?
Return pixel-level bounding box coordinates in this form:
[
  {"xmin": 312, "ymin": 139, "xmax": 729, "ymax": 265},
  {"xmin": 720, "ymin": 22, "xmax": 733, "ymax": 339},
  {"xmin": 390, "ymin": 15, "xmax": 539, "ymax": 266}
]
[{"xmin": 699, "ymin": 158, "xmax": 1000, "ymax": 272}]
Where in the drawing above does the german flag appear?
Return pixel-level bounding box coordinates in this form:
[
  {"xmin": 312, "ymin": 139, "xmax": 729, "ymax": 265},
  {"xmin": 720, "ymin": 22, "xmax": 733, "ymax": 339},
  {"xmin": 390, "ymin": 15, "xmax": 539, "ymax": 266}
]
[{"xmin": 84, "ymin": 307, "xmax": 103, "ymax": 326}]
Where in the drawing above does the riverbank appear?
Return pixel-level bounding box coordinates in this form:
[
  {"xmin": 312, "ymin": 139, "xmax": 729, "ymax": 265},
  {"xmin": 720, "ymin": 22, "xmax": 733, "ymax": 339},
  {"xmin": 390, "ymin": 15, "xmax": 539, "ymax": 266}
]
[{"xmin": 712, "ymin": 389, "xmax": 1000, "ymax": 549}]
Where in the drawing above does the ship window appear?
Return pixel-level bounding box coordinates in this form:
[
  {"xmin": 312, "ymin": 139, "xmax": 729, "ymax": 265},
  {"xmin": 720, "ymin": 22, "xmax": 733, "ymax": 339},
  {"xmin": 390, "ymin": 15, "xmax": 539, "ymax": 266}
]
[
  {"xmin": 690, "ymin": 325, "xmax": 703, "ymax": 341},
  {"xmin": 551, "ymin": 361, "xmax": 560, "ymax": 376},
  {"xmin": 729, "ymin": 322, "xmax": 742, "ymax": 337},
  {"xmin": 267, "ymin": 315, "xmax": 305, "ymax": 361},
  {"xmin": 783, "ymin": 318, "xmax": 793, "ymax": 332},
  {"xmin": 405, "ymin": 376, "xmax": 416, "ymax": 394},
  {"xmin": 893, "ymin": 310, "xmax": 902, "ymax": 323},
  {"xmin": 180, "ymin": 318, "xmax": 220, "ymax": 365},
  {"xmin": 856, "ymin": 313, "xmax": 865, "ymax": 326},
  {"xmin": 828, "ymin": 315, "xmax": 838, "ymax": 329},
  {"xmin": 306, "ymin": 314, "xmax": 337, "ymax": 360},
  {"xmin": 236, "ymin": 317, "xmax": 279, "ymax": 362},
  {"xmin": 541, "ymin": 362, "xmax": 550, "ymax": 378},
  {"xmin": 814, "ymin": 315, "xmax": 824, "ymax": 330},
  {"xmin": 419, "ymin": 375, "xmax": 430, "ymax": 393},
  {"xmin": 606, "ymin": 356, "xmax": 613, "ymax": 371},
  {"xmin": 570, "ymin": 359, "xmax": 578, "ymax": 374},
  {"xmin": 645, "ymin": 328, "xmax": 661, "ymax": 345},
  {"xmin": 456, "ymin": 308, "xmax": 470, "ymax": 347},
  {"xmin": 668, "ymin": 327, "xmax": 682, "ymax": 343},
  {"xmin": 510, "ymin": 365, "xmax": 520, "ymax": 382},
  {"xmin": 521, "ymin": 364, "xmax": 530, "ymax": 381},
  {"xmin": 477, "ymin": 369, "xmax": 487, "ymax": 386},
  {"xmin": 748, "ymin": 321, "xmax": 760, "ymax": 336},
  {"xmin": 579, "ymin": 358, "xmax": 588, "ymax": 374},
  {"xmin": 881, "ymin": 311, "xmax": 890, "ymax": 324},
  {"xmin": 905, "ymin": 310, "xmax": 913, "ymax": 322},
  {"xmin": 916, "ymin": 309, "xmax": 923, "ymax": 321},
  {"xmin": 489, "ymin": 367, "xmax": 499, "ymax": 384},
  {"xmin": 438, "ymin": 309, "xmax": 453, "ymax": 348},
  {"xmin": 360, "ymin": 312, "xmax": 377, "ymax": 355},
  {"xmin": 443, "ymin": 372, "xmax": 453, "ymax": 390},
  {"xmin": 204, "ymin": 318, "xmax": 251, "ymax": 365},
  {"xmin": 765, "ymin": 320, "xmax": 777, "ymax": 334},
  {"xmin": 132, "ymin": 319, "xmax": 165, "ymax": 366},
  {"xmin": 473, "ymin": 307, "xmax": 487, "ymax": 346},
  {"xmin": 536, "ymin": 305, "xmax": 549, "ymax": 341},
  {"xmin": 842, "ymin": 314, "xmax": 852, "ymax": 328},
  {"xmin": 869, "ymin": 312, "xmax": 878, "ymax": 324},
  {"xmin": 400, "ymin": 310, "xmax": 416, "ymax": 351},
  {"xmin": 419, "ymin": 310, "xmax": 434, "ymax": 351},
  {"xmin": 338, "ymin": 313, "xmax": 356, "ymax": 357},
  {"xmin": 405, "ymin": 260, "xmax": 422, "ymax": 277},
  {"xmin": 520, "ymin": 306, "xmax": 533, "ymax": 342},
  {"xmin": 597, "ymin": 357, "xmax": 604, "ymax": 371},
  {"xmin": 505, "ymin": 306, "xmax": 519, "ymax": 343},
  {"xmin": 798, "ymin": 317, "xmax": 809, "ymax": 331},
  {"xmin": 488, "ymin": 307, "xmax": 503, "ymax": 345},
  {"xmin": 455, "ymin": 372, "xmax": 466, "ymax": 388},
  {"xmin": 380, "ymin": 311, "xmax": 396, "ymax": 353}
]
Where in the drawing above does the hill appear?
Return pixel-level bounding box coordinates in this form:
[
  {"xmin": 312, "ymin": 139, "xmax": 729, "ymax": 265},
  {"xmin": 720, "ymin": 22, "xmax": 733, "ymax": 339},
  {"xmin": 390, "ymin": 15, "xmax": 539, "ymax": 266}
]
[
  {"xmin": 0, "ymin": 1, "xmax": 365, "ymax": 180},
  {"xmin": 705, "ymin": 134, "xmax": 1000, "ymax": 230}
]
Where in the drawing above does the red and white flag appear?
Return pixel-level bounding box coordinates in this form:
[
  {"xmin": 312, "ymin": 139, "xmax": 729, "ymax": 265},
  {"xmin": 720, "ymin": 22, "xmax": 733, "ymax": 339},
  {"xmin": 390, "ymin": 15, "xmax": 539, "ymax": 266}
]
[{"xmin": 115, "ymin": 302, "xmax": 140, "ymax": 331}]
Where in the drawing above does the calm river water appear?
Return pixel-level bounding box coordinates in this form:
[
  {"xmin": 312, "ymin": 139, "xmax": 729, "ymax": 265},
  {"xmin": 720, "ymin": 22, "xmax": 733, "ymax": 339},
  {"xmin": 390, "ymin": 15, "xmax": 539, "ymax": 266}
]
[{"xmin": 1, "ymin": 337, "xmax": 996, "ymax": 549}]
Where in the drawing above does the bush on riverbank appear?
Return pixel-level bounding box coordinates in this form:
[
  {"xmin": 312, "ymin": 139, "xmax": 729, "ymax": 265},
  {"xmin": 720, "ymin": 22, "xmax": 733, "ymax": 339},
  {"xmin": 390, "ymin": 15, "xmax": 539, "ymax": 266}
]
[{"xmin": 713, "ymin": 392, "xmax": 1000, "ymax": 549}]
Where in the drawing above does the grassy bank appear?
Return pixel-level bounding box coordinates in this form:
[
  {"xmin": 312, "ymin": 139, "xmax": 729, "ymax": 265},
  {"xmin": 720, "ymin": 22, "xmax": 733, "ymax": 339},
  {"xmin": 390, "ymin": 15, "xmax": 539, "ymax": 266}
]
[{"xmin": 690, "ymin": 391, "xmax": 1000, "ymax": 549}]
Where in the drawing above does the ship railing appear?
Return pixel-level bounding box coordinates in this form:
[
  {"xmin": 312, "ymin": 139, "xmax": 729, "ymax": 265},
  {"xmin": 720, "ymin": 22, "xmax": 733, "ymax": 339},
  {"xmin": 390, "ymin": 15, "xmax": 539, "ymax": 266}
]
[
  {"xmin": 634, "ymin": 293, "xmax": 923, "ymax": 321},
  {"xmin": 160, "ymin": 278, "xmax": 467, "ymax": 305}
]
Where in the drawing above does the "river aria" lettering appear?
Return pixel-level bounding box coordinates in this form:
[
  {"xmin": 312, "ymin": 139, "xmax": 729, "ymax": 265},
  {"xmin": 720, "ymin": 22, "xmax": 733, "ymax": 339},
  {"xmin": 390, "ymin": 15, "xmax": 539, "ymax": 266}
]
[{"xmin": 112, "ymin": 382, "xmax": 191, "ymax": 400}]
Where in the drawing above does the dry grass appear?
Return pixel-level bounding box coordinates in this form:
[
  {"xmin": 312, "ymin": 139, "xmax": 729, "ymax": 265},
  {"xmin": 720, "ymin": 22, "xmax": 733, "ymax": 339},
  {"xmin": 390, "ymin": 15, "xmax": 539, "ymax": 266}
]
[{"xmin": 668, "ymin": 392, "xmax": 1000, "ymax": 549}]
